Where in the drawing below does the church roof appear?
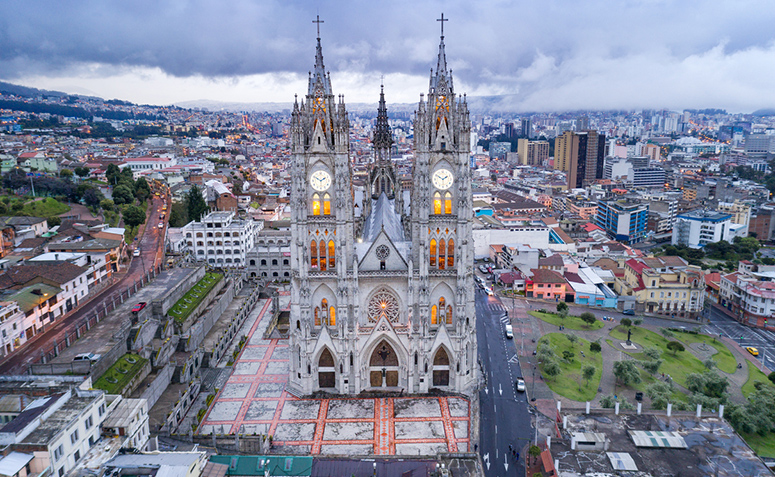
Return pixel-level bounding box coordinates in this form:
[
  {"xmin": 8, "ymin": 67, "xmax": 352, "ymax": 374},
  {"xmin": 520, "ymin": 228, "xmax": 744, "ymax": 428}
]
[{"xmin": 361, "ymin": 192, "xmax": 405, "ymax": 244}]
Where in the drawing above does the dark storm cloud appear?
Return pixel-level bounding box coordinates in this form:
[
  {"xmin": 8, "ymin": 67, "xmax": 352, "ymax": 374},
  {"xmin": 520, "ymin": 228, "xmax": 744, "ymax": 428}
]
[{"xmin": 3, "ymin": 0, "xmax": 775, "ymax": 110}]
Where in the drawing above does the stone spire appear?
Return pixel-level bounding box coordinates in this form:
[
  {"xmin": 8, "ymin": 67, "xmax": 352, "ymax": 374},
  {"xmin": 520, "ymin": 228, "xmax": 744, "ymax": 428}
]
[
  {"xmin": 372, "ymin": 82, "xmax": 393, "ymax": 151},
  {"xmin": 430, "ymin": 13, "xmax": 451, "ymax": 95},
  {"xmin": 308, "ymin": 15, "xmax": 332, "ymax": 96}
]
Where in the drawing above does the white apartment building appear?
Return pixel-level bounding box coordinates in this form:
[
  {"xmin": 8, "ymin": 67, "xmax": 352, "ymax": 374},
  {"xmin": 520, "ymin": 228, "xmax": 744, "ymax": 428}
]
[
  {"xmin": 27, "ymin": 252, "xmax": 109, "ymax": 289},
  {"xmin": 719, "ymin": 270, "xmax": 775, "ymax": 326},
  {"xmin": 182, "ymin": 211, "xmax": 261, "ymax": 268},
  {"xmin": 0, "ymin": 386, "xmax": 108, "ymax": 477},
  {"xmin": 124, "ymin": 156, "xmax": 177, "ymax": 175},
  {"xmin": 0, "ymin": 301, "xmax": 25, "ymax": 357},
  {"xmin": 672, "ymin": 210, "xmax": 745, "ymax": 249},
  {"xmin": 100, "ymin": 398, "xmax": 150, "ymax": 451}
]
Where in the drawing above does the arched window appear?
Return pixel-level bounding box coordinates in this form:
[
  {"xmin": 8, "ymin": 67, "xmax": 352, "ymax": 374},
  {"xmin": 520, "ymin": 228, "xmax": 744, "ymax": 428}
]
[
  {"xmin": 429, "ymin": 239, "xmax": 437, "ymax": 267},
  {"xmin": 447, "ymin": 239, "xmax": 454, "ymax": 267},
  {"xmin": 329, "ymin": 306, "xmax": 336, "ymax": 326},
  {"xmin": 321, "ymin": 299, "xmax": 329, "ymax": 325},
  {"xmin": 249, "ymin": 259, "xmax": 255, "ymax": 266},
  {"xmin": 272, "ymin": 259, "xmax": 278, "ymax": 266},
  {"xmin": 314, "ymin": 307, "xmax": 321, "ymax": 326},
  {"xmin": 310, "ymin": 241, "xmax": 318, "ymax": 269},
  {"xmin": 438, "ymin": 239, "xmax": 446, "ymax": 270},
  {"xmin": 446, "ymin": 305, "xmax": 453, "ymax": 325},
  {"xmin": 323, "ymin": 193, "xmax": 331, "ymax": 215},
  {"xmin": 319, "ymin": 240, "xmax": 326, "ymax": 271},
  {"xmin": 431, "ymin": 305, "xmax": 438, "ymax": 325},
  {"xmin": 444, "ymin": 192, "xmax": 452, "ymax": 214},
  {"xmin": 433, "ymin": 192, "xmax": 442, "ymax": 214},
  {"xmin": 261, "ymin": 259, "xmax": 267, "ymax": 266},
  {"xmin": 328, "ymin": 240, "xmax": 335, "ymax": 268},
  {"xmin": 312, "ymin": 193, "xmax": 321, "ymax": 216}
]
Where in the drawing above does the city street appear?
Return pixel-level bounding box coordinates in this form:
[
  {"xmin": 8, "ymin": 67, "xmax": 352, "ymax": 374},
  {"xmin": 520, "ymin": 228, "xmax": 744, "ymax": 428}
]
[
  {"xmin": 0, "ymin": 191, "xmax": 169, "ymax": 375},
  {"xmin": 704, "ymin": 304, "xmax": 775, "ymax": 370},
  {"xmin": 476, "ymin": 287, "xmax": 531, "ymax": 476}
]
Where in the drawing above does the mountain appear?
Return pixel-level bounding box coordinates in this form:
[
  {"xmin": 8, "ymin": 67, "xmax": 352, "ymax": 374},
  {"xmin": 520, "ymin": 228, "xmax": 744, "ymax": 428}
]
[{"xmin": 0, "ymin": 81, "xmax": 69, "ymax": 99}]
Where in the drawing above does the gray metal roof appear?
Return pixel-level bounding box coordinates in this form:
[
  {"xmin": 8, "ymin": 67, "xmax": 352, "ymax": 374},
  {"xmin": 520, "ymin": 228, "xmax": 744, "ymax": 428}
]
[{"xmin": 361, "ymin": 192, "xmax": 405, "ymax": 243}]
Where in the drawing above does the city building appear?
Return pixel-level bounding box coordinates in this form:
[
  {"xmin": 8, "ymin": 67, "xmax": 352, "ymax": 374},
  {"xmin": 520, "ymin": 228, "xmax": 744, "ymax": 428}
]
[
  {"xmin": 672, "ymin": 210, "xmax": 745, "ymax": 249},
  {"xmin": 516, "ymin": 139, "xmax": 549, "ymax": 166},
  {"xmin": 181, "ymin": 211, "xmax": 261, "ymax": 268},
  {"xmin": 719, "ymin": 269, "xmax": 775, "ymax": 328},
  {"xmin": 555, "ymin": 130, "xmax": 606, "ymax": 189},
  {"xmin": 245, "ymin": 229, "xmax": 292, "ymax": 281},
  {"xmin": 615, "ymin": 256, "xmax": 704, "ymax": 318},
  {"xmin": 0, "ymin": 301, "xmax": 25, "ymax": 356},
  {"xmin": 287, "ymin": 28, "xmax": 477, "ymax": 395},
  {"xmin": 594, "ymin": 199, "xmax": 649, "ymax": 244},
  {"xmin": 717, "ymin": 200, "xmax": 751, "ymax": 235},
  {"xmin": 526, "ymin": 268, "xmax": 572, "ymax": 301},
  {"xmin": 749, "ymin": 202, "xmax": 775, "ymax": 240},
  {"xmin": 488, "ymin": 141, "xmax": 511, "ymax": 160}
]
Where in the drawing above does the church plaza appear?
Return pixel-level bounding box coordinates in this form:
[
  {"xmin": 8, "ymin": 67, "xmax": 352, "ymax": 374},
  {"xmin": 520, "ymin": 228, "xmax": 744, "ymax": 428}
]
[{"xmin": 199, "ymin": 292, "xmax": 472, "ymax": 456}]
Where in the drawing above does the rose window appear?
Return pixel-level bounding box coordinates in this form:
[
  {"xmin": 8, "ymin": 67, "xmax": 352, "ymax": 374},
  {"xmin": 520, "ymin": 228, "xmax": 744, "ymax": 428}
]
[
  {"xmin": 368, "ymin": 288, "xmax": 400, "ymax": 323},
  {"xmin": 375, "ymin": 245, "xmax": 390, "ymax": 260}
]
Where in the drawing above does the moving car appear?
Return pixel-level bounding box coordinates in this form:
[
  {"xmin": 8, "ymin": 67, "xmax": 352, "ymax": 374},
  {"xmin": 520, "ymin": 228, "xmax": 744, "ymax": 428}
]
[
  {"xmin": 622, "ymin": 309, "xmax": 635, "ymax": 315},
  {"xmin": 746, "ymin": 347, "xmax": 759, "ymax": 356},
  {"xmin": 158, "ymin": 223, "xmax": 164, "ymax": 229},
  {"xmin": 133, "ymin": 249, "xmax": 140, "ymax": 257},
  {"xmin": 505, "ymin": 324, "xmax": 513, "ymax": 339},
  {"xmin": 515, "ymin": 377, "xmax": 525, "ymax": 392},
  {"xmin": 484, "ymin": 287, "xmax": 494, "ymax": 296},
  {"xmin": 73, "ymin": 353, "xmax": 101, "ymax": 362},
  {"xmin": 131, "ymin": 302, "xmax": 147, "ymax": 313}
]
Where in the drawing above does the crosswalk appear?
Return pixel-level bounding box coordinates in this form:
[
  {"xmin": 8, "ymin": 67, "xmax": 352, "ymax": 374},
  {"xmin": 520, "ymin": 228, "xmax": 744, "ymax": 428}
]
[{"xmin": 705, "ymin": 321, "xmax": 775, "ymax": 368}]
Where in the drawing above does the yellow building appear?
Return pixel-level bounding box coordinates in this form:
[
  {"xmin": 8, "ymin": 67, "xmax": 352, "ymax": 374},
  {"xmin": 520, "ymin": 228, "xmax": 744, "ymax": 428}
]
[
  {"xmin": 615, "ymin": 256, "xmax": 705, "ymax": 318},
  {"xmin": 682, "ymin": 188, "xmax": 697, "ymax": 201},
  {"xmin": 717, "ymin": 200, "xmax": 751, "ymax": 228}
]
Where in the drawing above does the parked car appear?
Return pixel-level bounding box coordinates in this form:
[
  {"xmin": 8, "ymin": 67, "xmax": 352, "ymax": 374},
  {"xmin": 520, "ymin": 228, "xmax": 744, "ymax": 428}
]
[
  {"xmin": 158, "ymin": 222, "xmax": 164, "ymax": 229},
  {"xmin": 505, "ymin": 324, "xmax": 513, "ymax": 339},
  {"xmin": 622, "ymin": 309, "xmax": 635, "ymax": 315},
  {"xmin": 133, "ymin": 249, "xmax": 141, "ymax": 257},
  {"xmin": 515, "ymin": 377, "xmax": 526, "ymax": 392},
  {"xmin": 132, "ymin": 302, "xmax": 147, "ymax": 313},
  {"xmin": 73, "ymin": 353, "xmax": 101, "ymax": 362}
]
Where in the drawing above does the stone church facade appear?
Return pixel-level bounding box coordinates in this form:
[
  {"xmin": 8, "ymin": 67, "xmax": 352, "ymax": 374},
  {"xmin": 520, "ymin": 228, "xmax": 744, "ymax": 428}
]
[{"xmin": 287, "ymin": 22, "xmax": 477, "ymax": 397}]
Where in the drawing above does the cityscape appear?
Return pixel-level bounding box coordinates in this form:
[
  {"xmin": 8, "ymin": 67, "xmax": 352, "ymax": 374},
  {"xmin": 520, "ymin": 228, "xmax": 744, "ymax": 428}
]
[{"xmin": 1, "ymin": 4, "xmax": 775, "ymax": 477}]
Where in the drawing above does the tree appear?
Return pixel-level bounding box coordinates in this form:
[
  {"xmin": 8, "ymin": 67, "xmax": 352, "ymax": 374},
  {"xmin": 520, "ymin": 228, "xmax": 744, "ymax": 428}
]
[
  {"xmin": 579, "ymin": 312, "xmax": 597, "ymax": 327},
  {"xmin": 59, "ymin": 169, "xmax": 73, "ymax": 179},
  {"xmin": 105, "ymin": 163, "xmax": 121, "ymax": 184},
  {"xmin": 556, "ymin": 302, "xmax": 568, "ymax": 314},
  {"xmin": 646, "ymin": 381, "xmax": 673, "ymax": 410},
  {"xmin": 660, "ymin": 328, "xmax": 674, "ymax": 339},
  {"xmin": 642, "ymin": 359, "xmax": 663, "ymax": 375},
  {"xmin": 186, "ymin": 184, "xmax": 209, "ymax": 221},
  {"xmin": 633, "ymin": 318, "xmax": 643, "ymax": 326},
  {"xmin": 542, "ymin": 360, "xmax": 561, "ymax": 381},
  {"xmin": 112, "ymin": 185, "xmax": 134, "ymax": 205},
  {"xmin": 169, "ymin": 201, "xmax": 189, "ymax": 227},
  {"xmin": 768, "ymin": 372, "xmax": 775, "ymax": 386},
  {"xmin": 123, "ymin": 205, "xmax": 146, "ymax": 228},
  {"xmin": 666, "ymin": 341, "xmax": 685, "ymax": 356},
  {"xmin": 82, "ymin": 187, "xmax": 104, "ymax": 208},
  {"xmin": 566, "ymin": 334, "xmax": 579, "ymax": 346},
  {"xmin": 643, "ymin": 347, "xmax": 662, "ymax": 360},
  {"xmin": 562, "ymin": 350, "xmax": 575, "ymax": 362},
  {"xmin": 686, "ymin": 371, "xmax": 729, "ymax": 399},
  {"xmin": 74, "ymin": 166, "xmax": 90, "ymax": 178},
  {"xmin": 621, "ymin": 318, "xmax": 633, "ymax": 328},
  {"xmin": 613, "ymin": 360, "xmax": 642, "ymax": 386},
  {"xmin": 134, "ymin": 177, "xmax": 151, "ymax": 202},
  {"xmin": 582, "ymin": 365, "xmax": 596, "ymax": 387},
  {"xmin": 100, "ymin": 199, "xmax": 114, "ymax": 211},
  {"xmin": 589, "ymin": 341, "xmax": 602, "ymax": 353},
  {"xmin": 47, "ymin": 216, "xmax": 61, "ymax": 227},
  {"xmin": 703, "ymin": 358, "xmax": 716, "ymax": 370}
]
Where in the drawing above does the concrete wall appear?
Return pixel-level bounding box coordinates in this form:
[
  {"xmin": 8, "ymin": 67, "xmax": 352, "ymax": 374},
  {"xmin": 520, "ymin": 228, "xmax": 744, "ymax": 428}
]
[
  {"xmin": 30, "ymin": 326, "xmax": 129, "ymax": 378},
  {"xmin": 130, "ymin": 319, "xmax": 160, "ymax": 353},
  {"xmin": 162, "ymin": 378, "xmax": 201, "ymax": 434},
  {"xmin": 139, "ymin": 362, "xmax": 175, "ymax": 409},
  {"xmin": 153, "ymin": 266, "xmax": 206, "ymax": 318},
  {"xmin": 177, "ymin": 277, "xmax": 226, "ymax": 334},
  {"xmin": 205, "ymin": 286, "xmax": 261, "ymax": 367},
  {"xmin": 118, "ymin": 359, "xmax": 152, "ymax": 397},
  {"xmin": 181, "ymin": 280, "xmax": 235, "ymax": 353}
]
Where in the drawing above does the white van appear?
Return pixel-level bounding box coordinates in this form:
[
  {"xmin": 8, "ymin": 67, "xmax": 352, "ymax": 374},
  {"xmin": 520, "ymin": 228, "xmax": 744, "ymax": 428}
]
[{"xmin": 505, "ymin": 324, "xmax": 513, "ymax": 339}]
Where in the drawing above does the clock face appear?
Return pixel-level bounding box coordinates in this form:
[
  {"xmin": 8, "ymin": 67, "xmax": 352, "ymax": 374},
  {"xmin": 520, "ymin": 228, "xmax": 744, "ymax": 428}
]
[
  {"xmin": 310, "ymin": 170, "xmax": 332, "ymax": 191},
  {"xmin": 432, "ymin": 168, "xmax": 454, "ymax": 190}
]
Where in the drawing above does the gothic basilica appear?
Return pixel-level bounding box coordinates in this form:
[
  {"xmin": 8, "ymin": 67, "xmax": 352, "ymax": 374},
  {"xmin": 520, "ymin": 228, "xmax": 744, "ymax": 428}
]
[{"xmin": 287, "ymin": 19, "xmax": 477, "ymax": 397}]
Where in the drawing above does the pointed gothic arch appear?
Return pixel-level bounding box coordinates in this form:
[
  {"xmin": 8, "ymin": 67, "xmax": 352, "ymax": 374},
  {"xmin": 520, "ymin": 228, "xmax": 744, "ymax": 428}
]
[
  {"xmin": 432, "ymin": 346, "xmax": 451, "ymax": 387},
  {"xmin": 368, "ymin": 339, "xmax": 400, "ymax": 388},
  {"xmin": 317, "ymin": 347, "xmax": 336, "ymax": 389}
]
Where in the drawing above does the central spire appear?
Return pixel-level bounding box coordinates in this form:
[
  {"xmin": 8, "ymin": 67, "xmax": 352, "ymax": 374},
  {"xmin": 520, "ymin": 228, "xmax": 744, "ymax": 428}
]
[
  {"xmin": 430, "ymin": 13, "xmax": 450, "ymax": 94},
  {"xmin": 308, "ymin": 15, "xmax": 332, "ymax": 96},
  {"xmin": 373, "ymin": 81, "xmax": 393, "ymax": 151}
]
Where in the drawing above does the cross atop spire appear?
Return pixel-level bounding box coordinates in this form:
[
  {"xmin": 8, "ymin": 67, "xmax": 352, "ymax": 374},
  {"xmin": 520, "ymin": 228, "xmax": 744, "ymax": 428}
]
[
  {"xmin": 313, "ymin": 15, "xmax": 324, "ymax": 39},
  {"xmin": 437, "ymin": 13, "xmax": 448, "ymax": 39}
]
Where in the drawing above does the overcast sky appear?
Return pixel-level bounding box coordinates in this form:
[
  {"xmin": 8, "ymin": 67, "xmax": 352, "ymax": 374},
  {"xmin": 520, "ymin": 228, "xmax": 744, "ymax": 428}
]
[{"xmin": 2, "ymin": 0, "xmax": 775, "ymax": 112}]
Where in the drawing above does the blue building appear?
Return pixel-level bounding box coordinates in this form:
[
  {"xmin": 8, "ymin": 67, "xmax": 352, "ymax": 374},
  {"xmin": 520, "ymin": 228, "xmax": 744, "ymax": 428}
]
[{"xmin": 595, "ymin": 199, "xmax": 649, "ymax": 244}]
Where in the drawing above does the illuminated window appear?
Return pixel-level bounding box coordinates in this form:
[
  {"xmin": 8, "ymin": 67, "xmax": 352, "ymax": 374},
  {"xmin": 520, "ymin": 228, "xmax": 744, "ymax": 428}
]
[
  {"xmin": 310, "ymin": 241, "xmax": 318, "ymax": 268},
  {"xmin": 447, "ymin": 239, "xmax": 454, "ymax": 267},
  {"xmin": 444, "ymin": 192, "xmax": 452, "ymax": 214},
  {"xmin": 430, "ymin": 239, "xmax": 437, "ymax": 267},
  {"xmin": 312, "ymin": 193, "xmax": 321, "ymax": 215},
  {"xmin": 433, "ymin": 192, "xmax": 442, "ymax": 214},
  {"xmin": 328, "ymin": 240, "xmax": 335, "ymax": 269},
  {"xmin": 329, "ymin": 307, "xmax": 336, "ymax": 326},
  {"xmin": 321, "ymin": 299, "xmax": 328, "ymax": 325},
  {"xmin": 446, "ymin": 305, "xmax": 453, "ymax": 325},
  {"xmin": 323, "ymin": 193, "xmax": 331, "ymax": 215},
  {"xmin": 314, "ymin": 307, "xmax": 321, "ymax": 326},
  {"xmin": 438, "ymin": 239, "xmax": 446, "ymax": 270},
  {"xmin": 319, "ymin": 240, "xmax": 326, "ymax": 271},
  {"xmin": 431, "ymin": 305, "xmax": 438, "ymax": 325}
]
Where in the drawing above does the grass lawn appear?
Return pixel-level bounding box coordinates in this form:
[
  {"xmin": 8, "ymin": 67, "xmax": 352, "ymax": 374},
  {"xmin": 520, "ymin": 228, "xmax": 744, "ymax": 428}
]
[
  {"xmin": 605, "ymin": 339, "xmax": 688, "ymax": 403},
  {"xmin": 742, "ymin": 432, "xmax": 775, "ymax": 458},
  {"xmin": 22, "ymin": 197, "xmax": 70, "ymax": 216},
  {"xmin": 742, "ymin": 360, "xmax": 773, "ymax": 397},
  {"xmin": 671, "ymin": 331, "xmax": 737, "ymax": 374},
  {"xmin": 538, "ymin": 333, "xmax": 603, "ymax": 402},
  {"xmin": 609, "ymin": 326, "xmax": 707, "ymax": 388},
  {"xmin": 168, "ymin": 273, "xmax": 223, "ymax": 323},
  {"xmin": 93, "ymin": 353, "xmax": 147, "ymax": 394},
  {"xmin": 529, "ymin": 310, "xmax": 604, "ymax": 331}
]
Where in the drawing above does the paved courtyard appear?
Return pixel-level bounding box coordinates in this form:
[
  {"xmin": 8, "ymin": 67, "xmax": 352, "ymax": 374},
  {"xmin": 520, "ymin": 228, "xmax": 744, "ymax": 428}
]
[{"xmin": 199, "ymin": 292, "xmax": 471, "ymax": 455}]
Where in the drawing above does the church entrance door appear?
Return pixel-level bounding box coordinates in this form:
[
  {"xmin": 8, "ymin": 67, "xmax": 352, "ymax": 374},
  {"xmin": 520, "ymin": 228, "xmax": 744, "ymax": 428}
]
[
  {"xmin": 369, "ymin": 340, "xmax": 399, "ymax": 388},
  {"xmin": 318, "ymin": 348, "xmax": 336, "ymax": 389},
  {"xmin": 432, "ymin": 347, "xmax": 450, "ymax": 386}
]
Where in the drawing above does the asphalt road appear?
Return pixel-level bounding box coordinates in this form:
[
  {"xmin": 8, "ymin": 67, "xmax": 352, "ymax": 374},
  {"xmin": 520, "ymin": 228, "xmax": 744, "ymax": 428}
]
[
  {"xmin": 476, "ymin": 286, "xmax": 531, "ymax": 476},
  {"xmin": 0, "ymin": 192, "xmax": 169, "ymax": 375},
  {"xmin": 704, "ymin": 304, "xmax": 775, "ymax": 370}
]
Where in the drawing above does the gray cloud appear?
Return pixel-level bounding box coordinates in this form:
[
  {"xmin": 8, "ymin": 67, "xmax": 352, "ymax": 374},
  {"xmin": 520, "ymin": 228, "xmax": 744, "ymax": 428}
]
[{"xmin": 2, "ymin": 0, "xmax": 775, "ymax": 111}]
